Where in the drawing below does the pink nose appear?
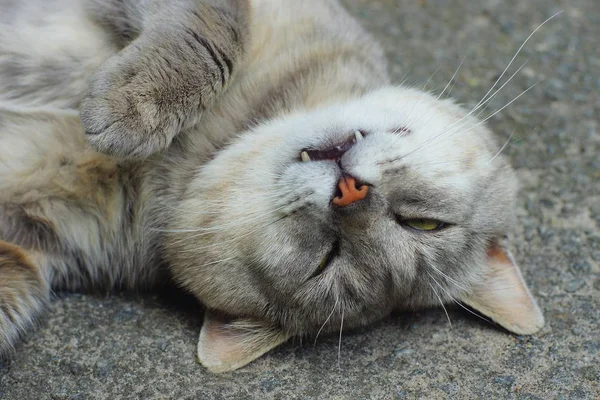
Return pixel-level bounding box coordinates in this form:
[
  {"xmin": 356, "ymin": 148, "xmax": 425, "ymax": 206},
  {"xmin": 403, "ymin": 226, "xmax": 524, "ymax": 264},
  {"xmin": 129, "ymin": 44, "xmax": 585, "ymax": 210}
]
[{"xmin": 332, "ymin": 176, "xmax": 369, "ymax": 207}]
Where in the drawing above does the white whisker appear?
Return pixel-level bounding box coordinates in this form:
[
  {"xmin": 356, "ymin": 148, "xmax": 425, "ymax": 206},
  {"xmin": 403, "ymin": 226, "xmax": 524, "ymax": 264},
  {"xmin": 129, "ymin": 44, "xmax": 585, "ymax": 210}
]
[
  {"xmin": 437, "ymin": 54, "xmax": 467, "ymax": 100},
  {"xmin": 404, "ymin": 59, "xmax": 530, "ymax": 159},
  {"xmin": 400, "ymin": 12, "xmax": 561, "ymax": 160},
  {"xmin": 155, "ymin": 202, "xmax": 291, "ymax": 236},
  {"xmin": 468, "ymin": 81, "xmax": 540, "ymax": 131},
  {"xmin": 451, "ymin": 299, "xmax": 493, "ymax": 324},
  {"xmin": 167, "ymin": 213, "xmax": 288, "ymax": 251},
  {"xmin": 337, "ymin": 308, "xmax": 344, "ymax": 369},
  {"xmin": 474, "ymin": 59, "xmax": 530, "ymax": 118},
  {"xmin": 423, "ymin": 66, "xmax": 441, "ymax": 91},
  {"xmin": 314, "ymin": 295, "xmax": 339, "ymax": 347},
  {"xmin": 489, "ymin": 129, "xmax": 515, "ymax": 163},
  {"xmin": 427, "ymin": 271, "xmax": 492, "ymax": 324},
  {"xmin": 473, "ymin": 11, "xmax": 562, "ymax": 111},
  {"xmin": 418, "ymin": 80, "xmax": 539, "ymax": 156},
  {"xmin": 428, "ymin": 264, "xmax": 469, "ymax": 292},
  {"xmin": 427, "ymin": 281, "xmax": 452, "ymax": 328}
]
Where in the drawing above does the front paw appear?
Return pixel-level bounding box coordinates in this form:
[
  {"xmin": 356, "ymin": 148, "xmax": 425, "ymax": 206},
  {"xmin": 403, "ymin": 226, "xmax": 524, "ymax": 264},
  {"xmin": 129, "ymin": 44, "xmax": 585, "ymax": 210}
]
[
  {"xmin": 81, "ymin": 97, "xmax": 178, "ymax": 159},
  {"xmin": 81, "ymin": 45, "xmax": 193, "ymax": 159}
]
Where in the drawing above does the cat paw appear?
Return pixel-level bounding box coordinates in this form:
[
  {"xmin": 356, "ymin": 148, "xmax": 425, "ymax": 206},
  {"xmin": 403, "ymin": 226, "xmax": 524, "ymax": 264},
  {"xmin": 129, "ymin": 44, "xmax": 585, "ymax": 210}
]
[{"xmin": 80, "ymin": 45, "xmax": 189, "ymax": 159}]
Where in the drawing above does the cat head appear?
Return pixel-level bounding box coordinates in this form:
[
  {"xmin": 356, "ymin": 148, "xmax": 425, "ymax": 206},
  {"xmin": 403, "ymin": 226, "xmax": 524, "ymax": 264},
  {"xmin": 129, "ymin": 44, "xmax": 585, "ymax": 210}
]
[{"xmin": 166, "ymin": 86, "xmax": 544, "ymax": 372}]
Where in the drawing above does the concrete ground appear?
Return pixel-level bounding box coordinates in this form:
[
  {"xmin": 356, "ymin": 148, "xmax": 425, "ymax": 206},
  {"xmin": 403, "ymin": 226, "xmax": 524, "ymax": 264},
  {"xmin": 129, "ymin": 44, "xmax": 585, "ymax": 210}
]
[{"xmin": 1, "ymin": 0, "xmax": 598, "ymax": 398}]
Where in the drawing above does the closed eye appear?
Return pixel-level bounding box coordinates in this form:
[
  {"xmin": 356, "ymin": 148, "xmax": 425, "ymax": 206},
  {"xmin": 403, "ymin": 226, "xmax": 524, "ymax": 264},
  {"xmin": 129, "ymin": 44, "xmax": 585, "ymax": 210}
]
[{"xmin": 310, "ymin": 241, "xmax": 340, "ymax": 279}]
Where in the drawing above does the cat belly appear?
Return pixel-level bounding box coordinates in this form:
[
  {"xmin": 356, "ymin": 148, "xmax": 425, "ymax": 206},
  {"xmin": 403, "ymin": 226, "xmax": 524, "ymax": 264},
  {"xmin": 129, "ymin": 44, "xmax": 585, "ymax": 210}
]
[{"xmin": 0, "ymin": 107, "xmax": 160, "ymax": 291}]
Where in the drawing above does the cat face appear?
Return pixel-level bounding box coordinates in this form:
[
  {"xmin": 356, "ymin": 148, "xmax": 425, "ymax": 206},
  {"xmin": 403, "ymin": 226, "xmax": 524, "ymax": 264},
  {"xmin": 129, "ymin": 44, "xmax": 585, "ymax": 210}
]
[{"xmin": 166, "ymin": 87, "xmax": 543, "ymax": 372}]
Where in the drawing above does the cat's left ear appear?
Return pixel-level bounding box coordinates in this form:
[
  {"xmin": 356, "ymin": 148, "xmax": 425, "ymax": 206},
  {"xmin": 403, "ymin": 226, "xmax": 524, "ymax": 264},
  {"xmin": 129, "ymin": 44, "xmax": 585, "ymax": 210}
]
[
  {"xmin": 197, "ymin": 311, "xmax": 290, "ymax": 373},
  {"xmin": 459, "ymin": 237, "xmax": 544, "ymax": 335}
]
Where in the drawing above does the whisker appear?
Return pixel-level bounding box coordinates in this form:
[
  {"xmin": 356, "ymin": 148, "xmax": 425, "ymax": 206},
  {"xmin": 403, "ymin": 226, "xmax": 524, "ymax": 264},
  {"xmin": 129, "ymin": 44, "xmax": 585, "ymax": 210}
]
[
  {"xmin": 474, "ymin": 58, "xmax": 530, "ymax": 118},
  {"xmin": 404, "ymin": 59, "xmax": 529, "ymax": 159},
  {"xmin": 313, "ymin": 295, "xmax": 339, "ymax": 347},
  {"xmin": 156, "ymin": 202, "xmax": 291, "ymax": 236},
  {"xmin": 399, "ymin": 96, "xmax": 423, "ymax": 140},
  {"xmin": 466, "ymin": 81, "xmax": 540, "ymax": 131},
  {"xmin": 399, "ymin": 12, "xmax": 561, "ymax": 160},
  {"xmin": 428, "ymin": 264, "xmax": 469, "ymax": 292},
  {"xmin": 451, "ymin": 299, "xmax": 493, "ymax": 325},
  {"xmin": 437, "ymin": 54, "xmax": 467, "ymax": 100},
  {"xmin": 427, "ymin": 281, "xmax": 452, "ymax": 328},
  {"xmin": 445, "ymin": 70, "xmax": 460, "ymax": 100},
  {"xmin": 423, "ymin": 66, "xmax": 441, "ymax": 91},
  {"xmin": 473, "ymin": 11, "xmax": 562, "ymax": 111},
  {"xmin": 168, "ymin": 213, "xmax": 288, "ymax": 251},
  {"xmin": 489, "ymin": 129, "xmax": 515, "ymax": 163},
  {"xmin": 337, "ymin": 308, "xmax": 344, "ymax": 369},
  {"xmin": 415, "ymin": 80, "xmax": 539, "ymax": 156},
  {"xmin": 159, "ymin": 187, "xmax": 291, "ymax": 218},
  {"xmin": 426, "ymin": 271, "xmax": 492, "ymax": 325}
]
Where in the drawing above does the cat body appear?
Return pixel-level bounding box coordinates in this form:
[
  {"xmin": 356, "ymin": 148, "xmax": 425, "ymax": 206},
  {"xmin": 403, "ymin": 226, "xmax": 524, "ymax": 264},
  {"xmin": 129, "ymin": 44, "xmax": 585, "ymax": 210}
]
[{"xmin": 0, "ymin": 0, "xmax": 543, "ymax": 372}]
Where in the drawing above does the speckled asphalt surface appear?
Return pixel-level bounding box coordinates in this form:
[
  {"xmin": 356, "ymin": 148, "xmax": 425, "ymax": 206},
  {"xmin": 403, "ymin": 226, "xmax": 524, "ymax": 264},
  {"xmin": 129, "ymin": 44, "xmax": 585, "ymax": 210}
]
[{"xmin": 1, "ymin": 0, "xmax": 598, "ymax": 398}]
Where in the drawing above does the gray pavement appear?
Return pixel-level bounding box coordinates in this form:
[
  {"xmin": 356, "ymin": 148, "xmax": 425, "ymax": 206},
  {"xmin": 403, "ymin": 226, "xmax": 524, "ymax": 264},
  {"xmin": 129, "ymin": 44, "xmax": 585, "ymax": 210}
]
[{"xmin": 1, "ymin": 0, "xmax": 598, "ymax": 398}]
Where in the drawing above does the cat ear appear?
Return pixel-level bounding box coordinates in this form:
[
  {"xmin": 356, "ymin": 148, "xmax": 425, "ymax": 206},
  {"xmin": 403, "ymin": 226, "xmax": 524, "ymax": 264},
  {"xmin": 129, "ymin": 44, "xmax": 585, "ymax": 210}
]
[
  {"xmin": 459, "ymin": 238, "xmax": 544, "ymax": 335},
  {"xmin": 197, "ymin": 311, "xmax": 290, "ymax": 373}
]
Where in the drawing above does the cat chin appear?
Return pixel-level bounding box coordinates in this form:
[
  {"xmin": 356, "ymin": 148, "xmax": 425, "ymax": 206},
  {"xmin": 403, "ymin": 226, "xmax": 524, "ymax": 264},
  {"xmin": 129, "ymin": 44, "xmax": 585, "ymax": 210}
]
[{"xmin": 192, "ymin": 236, "xmax": 544, "ymax": 374}]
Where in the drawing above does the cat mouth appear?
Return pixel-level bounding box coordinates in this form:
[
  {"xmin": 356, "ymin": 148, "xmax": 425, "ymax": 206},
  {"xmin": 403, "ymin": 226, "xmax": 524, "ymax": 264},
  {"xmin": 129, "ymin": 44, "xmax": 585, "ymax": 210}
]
[{"xmin": 299, "ymin": 130, "xmax": 366, "ymax": 162}]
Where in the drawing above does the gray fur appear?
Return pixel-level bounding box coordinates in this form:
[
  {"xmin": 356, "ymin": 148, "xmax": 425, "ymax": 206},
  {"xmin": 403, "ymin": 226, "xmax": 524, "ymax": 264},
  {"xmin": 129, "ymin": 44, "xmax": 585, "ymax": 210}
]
[
  {"xmin": 80, "ymin": 0, "xmax": 250, "ymax": 158},
  {"xmin": 0, "ymin": 0, "xmax": 542, "ymax": 370}
]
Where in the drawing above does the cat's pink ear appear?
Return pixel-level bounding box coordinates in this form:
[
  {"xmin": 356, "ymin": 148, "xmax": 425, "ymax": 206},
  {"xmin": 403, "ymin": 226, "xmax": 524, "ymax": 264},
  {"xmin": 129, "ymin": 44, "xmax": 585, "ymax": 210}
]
[
  {"xmin": 197, "ymin": 311, "xmax": 290, "ymax": 373},
  {"xmin": 459, "ymin": 238, "xmax": 544, "ymax": 335}
]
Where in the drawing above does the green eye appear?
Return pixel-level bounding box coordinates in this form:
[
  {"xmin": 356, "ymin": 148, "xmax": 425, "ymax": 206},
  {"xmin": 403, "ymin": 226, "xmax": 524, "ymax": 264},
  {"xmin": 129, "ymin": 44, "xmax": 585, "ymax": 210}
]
[{"xmin": 401, "ymin": 218, "xmax": 445, "ymax": 231}]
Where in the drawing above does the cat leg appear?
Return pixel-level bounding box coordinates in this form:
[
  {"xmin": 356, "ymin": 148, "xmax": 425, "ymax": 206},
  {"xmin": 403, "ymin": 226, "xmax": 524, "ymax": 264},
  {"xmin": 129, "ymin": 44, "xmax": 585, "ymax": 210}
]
[
  {"xmin": 0, "ymin": 241, "xmax": 50, "ymax": 355},
  {"xmin": 80, "ymin": 0, "xmax": 251, "ymax": 159}
]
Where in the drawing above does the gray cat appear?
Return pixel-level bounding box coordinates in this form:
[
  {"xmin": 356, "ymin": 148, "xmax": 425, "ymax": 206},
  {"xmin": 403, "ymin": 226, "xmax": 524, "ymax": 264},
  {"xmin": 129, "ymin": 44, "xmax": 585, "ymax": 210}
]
[{"xmin": 0, "ymin": 0, "xmax": 543, "ymax": 372}]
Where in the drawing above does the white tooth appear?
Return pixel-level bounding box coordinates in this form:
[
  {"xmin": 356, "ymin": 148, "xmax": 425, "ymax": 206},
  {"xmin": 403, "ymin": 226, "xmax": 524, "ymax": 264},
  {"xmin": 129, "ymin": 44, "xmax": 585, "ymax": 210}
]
[
  {"xmin": 301, "ymin": 151, "xmax": 311, "ymax": 162},
  {"xmin": 354, "ymin": 130, "xmax": 364, "ymax": 141}
]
